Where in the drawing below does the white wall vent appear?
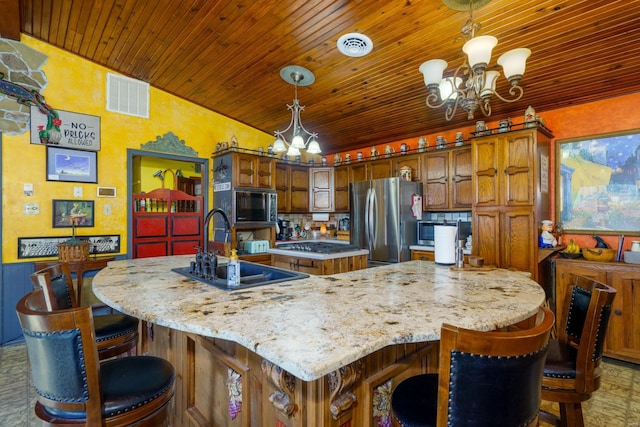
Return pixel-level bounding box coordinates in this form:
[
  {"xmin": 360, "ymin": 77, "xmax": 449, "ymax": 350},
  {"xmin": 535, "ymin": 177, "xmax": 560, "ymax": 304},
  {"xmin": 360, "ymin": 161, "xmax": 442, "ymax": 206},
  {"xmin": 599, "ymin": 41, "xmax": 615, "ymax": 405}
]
[{"xmin": 106, "ymin": 73, "xmax": 150, "ymax": 118}]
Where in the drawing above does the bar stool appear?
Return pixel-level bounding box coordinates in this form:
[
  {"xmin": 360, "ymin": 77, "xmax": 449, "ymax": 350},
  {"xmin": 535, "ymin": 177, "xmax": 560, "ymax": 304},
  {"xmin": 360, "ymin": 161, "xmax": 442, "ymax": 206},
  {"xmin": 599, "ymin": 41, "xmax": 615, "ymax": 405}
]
[
  {"xmin": 540, "ymin": 276, "xmax": 616, "ymax": 427},
  {"xmin": 391, "ymin": 306, "xmax": 554, "ymax": 427},
  {"xmin": 30, "ymin": 262, "xmax": 139, "ymax": 359},
  {"xmin": 16, "ymin": 289, "xmax": 174, "ymax": 426}
]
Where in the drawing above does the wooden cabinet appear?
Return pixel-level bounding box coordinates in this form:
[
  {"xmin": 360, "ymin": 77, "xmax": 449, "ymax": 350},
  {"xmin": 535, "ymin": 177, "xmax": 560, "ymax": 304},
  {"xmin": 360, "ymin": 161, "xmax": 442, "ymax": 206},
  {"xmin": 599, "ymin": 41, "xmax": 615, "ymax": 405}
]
[
  {"xmin": 334, "ymin": 165, "xmax": 350, "ymax": 212},
  {"xmin": 411, "ymin": 249, "xmax": 435, "ymax": 261},
  {"xmin": 233, "ymin": 152, "xmax": 275, "ymax": 189},
  {"xmin": 132, "ymin": 188, "xmax": 203, "ymax": 258},
  {"xmin": 275, "ymin": 164, "xmax": 310, "ymax": 213},
  {"xmin": 271, "ymin": 253, "xmax": 367, "ymax": 275},
  {"xmin": 142, "ymin": 323, "xmax": 436, "ymax": 427},
  {"xmin": 309, "ymin": 167, "xmax": 334, "ymax": 212},
  {"xmin": 423, "ymin": 147, "xmax": 472, "ymax": 210},
  {"xmin": 555, "ymin": 258, "xmax": 640, "ymax": 364},
  {"xmin": 471, "ymin": 128, "xmax": 552, "ymax": 281},
  {"xmin": 370, "ymin": 158, "xmax": 393, "ymax": 179},
  {"xmin": 275, "ymin": 162, "xmax": 290, "ymax": 213},
  {"xmin": 393, "ymin": 154, "xmax": 422, "ymax": 182},
  {"xmin": 349, "ymin": 162, "xmax": 369, "ymax": 182}
]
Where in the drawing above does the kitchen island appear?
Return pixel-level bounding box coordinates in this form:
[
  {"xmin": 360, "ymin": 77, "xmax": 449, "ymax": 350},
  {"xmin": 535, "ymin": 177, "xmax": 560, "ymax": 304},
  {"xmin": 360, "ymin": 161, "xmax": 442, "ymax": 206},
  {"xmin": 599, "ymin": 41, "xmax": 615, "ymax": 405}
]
[
  {"xmin": 93, "ymin": 256, "xmax": 544, "ymax": 427},
  {"xmin": 269, "ymin": 240, "xmax": 369, "ymax": 275}
]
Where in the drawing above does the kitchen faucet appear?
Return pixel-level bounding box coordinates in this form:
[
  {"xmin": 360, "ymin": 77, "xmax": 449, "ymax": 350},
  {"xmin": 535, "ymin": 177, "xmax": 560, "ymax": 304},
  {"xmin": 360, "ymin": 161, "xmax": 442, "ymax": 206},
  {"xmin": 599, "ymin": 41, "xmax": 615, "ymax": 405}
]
[{"xmin": 192, "ymin": 208, "xmax": 231, "ymax": 280}]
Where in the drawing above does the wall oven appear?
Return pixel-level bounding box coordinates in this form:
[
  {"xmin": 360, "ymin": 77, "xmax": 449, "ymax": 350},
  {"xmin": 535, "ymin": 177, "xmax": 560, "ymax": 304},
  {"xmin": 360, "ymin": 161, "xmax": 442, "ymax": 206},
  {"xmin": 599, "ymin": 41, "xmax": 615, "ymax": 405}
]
[{"xmin": 233, "ymin": 188, "xmax": 277, "ymax": 226}]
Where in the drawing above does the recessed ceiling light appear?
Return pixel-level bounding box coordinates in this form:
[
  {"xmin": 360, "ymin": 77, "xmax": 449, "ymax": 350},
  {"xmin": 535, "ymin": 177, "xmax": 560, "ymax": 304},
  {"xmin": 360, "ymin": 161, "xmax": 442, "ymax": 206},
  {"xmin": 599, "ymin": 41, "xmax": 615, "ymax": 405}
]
[{"xmin": 337, "ymin": 33, "xmax": 373, "ymax": 57}]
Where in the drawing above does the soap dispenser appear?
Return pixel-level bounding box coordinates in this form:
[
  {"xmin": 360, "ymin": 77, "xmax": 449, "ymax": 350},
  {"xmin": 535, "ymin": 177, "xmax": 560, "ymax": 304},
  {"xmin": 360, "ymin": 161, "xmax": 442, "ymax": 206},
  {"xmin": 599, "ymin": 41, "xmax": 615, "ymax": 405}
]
[{"xmin": 227, "ymin": 249, "xmax": 240, "ymax": 288}]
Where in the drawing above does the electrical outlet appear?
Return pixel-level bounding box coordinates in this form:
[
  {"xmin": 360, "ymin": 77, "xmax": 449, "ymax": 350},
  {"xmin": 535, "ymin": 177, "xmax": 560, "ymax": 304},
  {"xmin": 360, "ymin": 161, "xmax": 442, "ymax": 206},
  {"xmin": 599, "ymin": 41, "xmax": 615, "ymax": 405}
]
[
  {"xmin": 104, "ymin": 204, "xmax": 112, "ymax": 215},
  {"xmin": 74, "ymin": 186, "xmax": 83, "ymax": 197}
]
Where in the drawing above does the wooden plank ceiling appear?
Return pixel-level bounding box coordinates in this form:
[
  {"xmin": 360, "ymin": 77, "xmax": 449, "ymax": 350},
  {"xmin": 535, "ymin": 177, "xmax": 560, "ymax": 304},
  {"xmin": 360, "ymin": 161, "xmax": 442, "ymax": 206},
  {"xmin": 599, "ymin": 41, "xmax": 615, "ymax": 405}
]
[{"xmin": 9, "ymin": 0, "xmax": 640, "ymax": 153}]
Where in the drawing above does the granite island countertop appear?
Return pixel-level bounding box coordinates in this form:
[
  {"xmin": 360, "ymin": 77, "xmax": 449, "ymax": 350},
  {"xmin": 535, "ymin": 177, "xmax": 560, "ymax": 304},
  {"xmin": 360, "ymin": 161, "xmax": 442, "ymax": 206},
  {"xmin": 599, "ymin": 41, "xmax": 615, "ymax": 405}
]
[{"xmin": 93, "ymin": 256, "xmax": 545, "ymax": 381}]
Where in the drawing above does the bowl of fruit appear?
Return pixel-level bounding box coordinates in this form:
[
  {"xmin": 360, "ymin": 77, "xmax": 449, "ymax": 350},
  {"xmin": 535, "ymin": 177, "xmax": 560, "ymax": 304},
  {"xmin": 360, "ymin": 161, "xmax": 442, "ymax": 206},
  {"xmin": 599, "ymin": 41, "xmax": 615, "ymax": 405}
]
[{"xmin": 559, "ymin": 240, "xmax": 582, "ymax": 258}]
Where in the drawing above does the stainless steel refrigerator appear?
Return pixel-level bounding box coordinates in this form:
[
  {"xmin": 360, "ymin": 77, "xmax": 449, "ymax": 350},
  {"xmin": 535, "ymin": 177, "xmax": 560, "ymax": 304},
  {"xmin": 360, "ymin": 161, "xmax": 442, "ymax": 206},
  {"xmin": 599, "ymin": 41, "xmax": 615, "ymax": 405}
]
[{"xmin": 350, "ymin": 177, "xmax": 423, "ymax": 264}]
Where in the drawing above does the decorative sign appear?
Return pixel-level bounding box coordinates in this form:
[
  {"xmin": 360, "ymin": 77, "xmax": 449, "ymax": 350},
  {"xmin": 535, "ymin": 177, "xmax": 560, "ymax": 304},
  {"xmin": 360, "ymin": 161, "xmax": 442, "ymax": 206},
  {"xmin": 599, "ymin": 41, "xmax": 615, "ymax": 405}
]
[{"xmin": 30, "ymin": 106, "xmax": 101, "ymax": 151}]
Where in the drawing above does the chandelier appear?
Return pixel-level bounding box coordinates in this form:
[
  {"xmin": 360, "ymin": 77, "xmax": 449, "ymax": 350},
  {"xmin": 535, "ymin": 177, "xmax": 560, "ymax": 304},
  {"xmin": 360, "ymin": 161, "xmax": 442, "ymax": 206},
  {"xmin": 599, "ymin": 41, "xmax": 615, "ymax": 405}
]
[
  {"xmin": 272, "ymin": 65, "xmax": 321, "ymax": 156},
  {"xmin": 419, "ymin": 0, "xmax": 531, "ymax": 121}
]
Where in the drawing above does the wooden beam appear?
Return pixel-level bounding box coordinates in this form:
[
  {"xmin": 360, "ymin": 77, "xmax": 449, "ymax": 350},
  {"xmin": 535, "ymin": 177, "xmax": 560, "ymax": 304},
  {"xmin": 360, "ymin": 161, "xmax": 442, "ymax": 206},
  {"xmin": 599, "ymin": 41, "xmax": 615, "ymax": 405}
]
[{"xmin": 0, "ymin": 0, "xmax": 21, "ymax": 41}]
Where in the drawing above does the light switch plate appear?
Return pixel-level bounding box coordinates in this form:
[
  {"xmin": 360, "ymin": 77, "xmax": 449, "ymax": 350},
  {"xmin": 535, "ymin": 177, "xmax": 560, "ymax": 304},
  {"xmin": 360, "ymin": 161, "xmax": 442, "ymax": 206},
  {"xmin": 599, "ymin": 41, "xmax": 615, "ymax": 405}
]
[{"xmin": 24, "ymin": 203, "xmax": 40, "ymax": 215}]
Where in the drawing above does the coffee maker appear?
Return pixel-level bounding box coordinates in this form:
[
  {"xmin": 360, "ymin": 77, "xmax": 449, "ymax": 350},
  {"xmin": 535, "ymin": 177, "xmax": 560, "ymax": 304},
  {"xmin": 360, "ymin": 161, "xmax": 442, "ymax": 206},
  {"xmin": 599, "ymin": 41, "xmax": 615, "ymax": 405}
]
[{"xmin": 277, "ymin": 219, "xmax": 292, "ymax": 240}]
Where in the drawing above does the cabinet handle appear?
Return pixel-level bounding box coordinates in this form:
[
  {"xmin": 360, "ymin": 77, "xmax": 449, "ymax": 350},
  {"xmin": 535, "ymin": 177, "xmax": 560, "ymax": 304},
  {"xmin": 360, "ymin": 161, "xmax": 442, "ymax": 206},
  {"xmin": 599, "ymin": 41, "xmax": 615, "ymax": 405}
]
[{"xmin": 615, "ymin": 309, "xmax": 622, "ymax": 316}]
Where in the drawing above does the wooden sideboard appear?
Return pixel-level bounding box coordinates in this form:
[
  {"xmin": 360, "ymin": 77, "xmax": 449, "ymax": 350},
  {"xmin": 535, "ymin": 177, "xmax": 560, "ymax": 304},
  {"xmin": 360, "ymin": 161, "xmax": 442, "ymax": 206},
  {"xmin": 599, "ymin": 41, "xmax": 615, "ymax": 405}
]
[{"xmin": 554, "ymin": 258, "xmax": 640, "ymax": 364}]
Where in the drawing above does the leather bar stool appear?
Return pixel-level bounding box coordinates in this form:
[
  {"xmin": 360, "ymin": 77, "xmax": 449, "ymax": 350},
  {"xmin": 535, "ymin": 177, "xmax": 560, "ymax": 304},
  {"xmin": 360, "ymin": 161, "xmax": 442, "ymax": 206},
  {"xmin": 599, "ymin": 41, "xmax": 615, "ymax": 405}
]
[
  {"xmin": 30, "ymin": 262, "xmax": 139, "ymax": 359},
  {"xmin": 540, "ymin": 276, "xmax": 616, "ymax": 427},
  {"xmin": 16, "ymin": 289, "xmax": 175, "ymax": 426},
  {"xmin": 391, "ymin": 306, "xmax": 554, "ymax": 427}
]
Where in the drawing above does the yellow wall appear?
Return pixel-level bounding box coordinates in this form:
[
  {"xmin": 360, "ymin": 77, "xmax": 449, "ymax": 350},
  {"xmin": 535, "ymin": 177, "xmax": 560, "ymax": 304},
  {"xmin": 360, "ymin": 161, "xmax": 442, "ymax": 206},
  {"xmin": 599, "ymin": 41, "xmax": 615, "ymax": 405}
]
[{"xmin": 2, "ymin": 36, "xmax": 272, "ymax": 263}]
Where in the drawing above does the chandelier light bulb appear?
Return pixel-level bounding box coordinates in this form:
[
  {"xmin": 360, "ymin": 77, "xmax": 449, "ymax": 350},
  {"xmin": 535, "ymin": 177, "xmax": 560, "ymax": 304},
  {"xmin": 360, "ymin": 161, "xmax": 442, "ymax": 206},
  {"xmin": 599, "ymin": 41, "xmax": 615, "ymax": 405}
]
[
  {"xmin": 291, "ymin": 134, "xmax": 305, "ymax": 149},
  {"xmin": 272, "ymin": 136, "xmax": 287, "ymax": 153},
  {"xmin": 307, "ymin": 138, "xmax": 321, "ymax": 154},
  {"xmin": 286, "ymin": 145, "xmax": 301, "ymax": 157},
  {"xmin": 463, "ymin": 35, "xmax": 497, "ymax": 70},
  {"xmin": 420, "ymin": 59, "xmax": 448, "ymax": 88},
  {"xmin": 480, "ymin": 70, "xmax": 499, "ymax": 97},
  {"xmin": 439, "ymin": 77, "xmax": 463, "ymax": 101},
  {"xmin": 498, "ymin": 48, "xmax": 531, "ymax": 84}
]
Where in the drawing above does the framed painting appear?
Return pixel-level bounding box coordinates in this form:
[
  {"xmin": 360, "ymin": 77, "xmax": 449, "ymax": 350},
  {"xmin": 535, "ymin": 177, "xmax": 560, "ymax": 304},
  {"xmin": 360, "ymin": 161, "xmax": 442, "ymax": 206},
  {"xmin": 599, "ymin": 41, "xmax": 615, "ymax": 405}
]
[
  {"xmin": 52, "ymin": 200, "xmax": 95, "ymax": 228},
  {"xmin": 556, "ymin": 129, "xmax": 640, "ymax": 235},
  {"xmin": 46, "ymin": 146, "xmax": 97, "ymax": 183}
]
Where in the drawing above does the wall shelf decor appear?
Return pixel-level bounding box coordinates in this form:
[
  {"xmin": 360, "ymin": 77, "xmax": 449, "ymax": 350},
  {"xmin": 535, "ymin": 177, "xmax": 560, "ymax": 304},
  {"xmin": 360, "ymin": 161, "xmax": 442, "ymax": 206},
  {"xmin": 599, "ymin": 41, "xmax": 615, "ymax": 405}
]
[{"xmin": 18, "ymin": 235, "xmax": 120, "ymax": 259}]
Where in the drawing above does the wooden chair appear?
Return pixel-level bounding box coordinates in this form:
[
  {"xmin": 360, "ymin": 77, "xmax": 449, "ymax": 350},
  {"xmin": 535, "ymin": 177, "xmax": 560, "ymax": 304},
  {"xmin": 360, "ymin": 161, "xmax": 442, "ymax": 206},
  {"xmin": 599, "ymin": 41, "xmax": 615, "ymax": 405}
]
[
  {"xmin": 540, "ymin": 276, "xmax": 616, "ymax": 427},
  {"xmin": 30, "ymin": 262, "xmax": 139, "ymax": 360},
  {"xmin": 16, "ymin": 289, "xmax": 175, "ymax": 426},
  {"xmin": 391, "ymin": 306, "xmax": 554, "ymax": 427}
]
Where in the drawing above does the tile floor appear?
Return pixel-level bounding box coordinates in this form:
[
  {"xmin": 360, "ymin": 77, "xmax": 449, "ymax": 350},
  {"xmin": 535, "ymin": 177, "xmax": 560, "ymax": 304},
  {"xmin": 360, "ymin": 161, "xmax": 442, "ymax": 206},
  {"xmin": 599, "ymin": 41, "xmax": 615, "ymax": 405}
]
[{"xmin": 1, "ymin": 339, "xmax": 639, "ymax": 426}]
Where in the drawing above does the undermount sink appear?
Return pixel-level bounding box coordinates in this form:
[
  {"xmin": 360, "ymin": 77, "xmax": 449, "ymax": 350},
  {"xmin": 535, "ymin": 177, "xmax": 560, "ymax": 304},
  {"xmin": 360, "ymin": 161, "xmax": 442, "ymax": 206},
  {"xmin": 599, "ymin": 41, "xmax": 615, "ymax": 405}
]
[{"xmin": 172, "ymin": 261, "xmax": 309, "ymax": 290}]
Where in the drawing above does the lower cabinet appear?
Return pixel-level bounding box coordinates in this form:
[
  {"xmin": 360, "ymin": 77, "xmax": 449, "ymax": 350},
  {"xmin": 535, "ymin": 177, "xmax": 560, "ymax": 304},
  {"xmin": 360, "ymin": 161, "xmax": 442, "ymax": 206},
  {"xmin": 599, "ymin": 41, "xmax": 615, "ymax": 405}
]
[
  {"xmin": 411, "ymin": 249, "xmax": 434, "ymax": 262},
  {"xmin": 140, "ymin": 322, "xmax": 437, "ymax": 427},
  {"xmin": 555, "ymin": 258, "xmax": 640, "ymax": 364},
  {"xmin": 271, "ymin": 253, "xmax": 368, "ymax": 275}
]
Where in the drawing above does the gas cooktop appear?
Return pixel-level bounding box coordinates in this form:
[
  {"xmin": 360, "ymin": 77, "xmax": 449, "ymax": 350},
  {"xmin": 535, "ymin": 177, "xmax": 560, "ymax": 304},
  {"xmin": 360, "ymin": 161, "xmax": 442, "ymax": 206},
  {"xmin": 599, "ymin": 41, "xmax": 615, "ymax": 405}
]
[{"xmin": 277, "ymin": 242, "xmax": 362, "ymax": 254}]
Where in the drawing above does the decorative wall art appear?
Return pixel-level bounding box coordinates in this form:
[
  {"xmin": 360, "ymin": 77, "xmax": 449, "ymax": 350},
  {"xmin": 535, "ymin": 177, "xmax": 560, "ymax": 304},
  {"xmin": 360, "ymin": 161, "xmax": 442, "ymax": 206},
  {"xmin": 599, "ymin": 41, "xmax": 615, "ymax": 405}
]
[
  {"xmin": 556, "ymin": 129, "xmax": 640, "ymax": 234},
  {"xmin": 31, "ymin": 107, "xmax": 101, "ymax": 151},
  {"xmin": 52, "ymin": 199, "xmax": 95, "ymax": 228},
  {"xmin": 18, "ymin": 235, "xmax": 121, "ymax": 259},
  {"xmin": 46, "ymin": 146, "xmax": 97, "ymax": 183}
]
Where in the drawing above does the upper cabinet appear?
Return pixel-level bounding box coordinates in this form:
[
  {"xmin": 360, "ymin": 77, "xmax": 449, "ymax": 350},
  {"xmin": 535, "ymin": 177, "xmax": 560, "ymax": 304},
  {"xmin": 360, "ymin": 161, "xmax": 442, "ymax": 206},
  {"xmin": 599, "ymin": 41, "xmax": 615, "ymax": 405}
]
[
  {"xmin": 471, "ymin": 127, "xmax": 552, "ymax": 281},
  {"xmin": 333, "ymin": 165, "xmax": 350, "ymax": 212},
  {"xmin": 233, "ymin": 152, "xmax": 276, "ymax": 189},
  {"xmin": 276, "ymin": 163, "xmax": 309, "ymax": 213},
  {"xmin": 423, "ymin": 147, "xmax": 472, "ymax": 211},
  {"xmin": 310, "ymin": 167, "xmax": 334, "ymax": 212},
  {"xmin": 473, "ymin": 131, "xmax": 537, "ymax": 207}
]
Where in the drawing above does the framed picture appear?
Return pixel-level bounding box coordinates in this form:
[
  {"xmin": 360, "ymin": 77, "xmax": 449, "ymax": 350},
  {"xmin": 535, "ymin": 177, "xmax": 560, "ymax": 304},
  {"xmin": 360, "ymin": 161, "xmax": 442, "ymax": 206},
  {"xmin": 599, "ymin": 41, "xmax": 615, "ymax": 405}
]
[
  {"xmin": 52, "ymin": 200, "xmax": 95, "ymax": 228},
  {"xmin": 18, "ymin": 235, "xmax": 120, "ymax": 258},
  {"xmin": 47, "ymin": 146, "xmax": 97, "ymax": 183},
  {"xmin": 556, "ymin": 129, "xmax": 640, "ymax": 235}
]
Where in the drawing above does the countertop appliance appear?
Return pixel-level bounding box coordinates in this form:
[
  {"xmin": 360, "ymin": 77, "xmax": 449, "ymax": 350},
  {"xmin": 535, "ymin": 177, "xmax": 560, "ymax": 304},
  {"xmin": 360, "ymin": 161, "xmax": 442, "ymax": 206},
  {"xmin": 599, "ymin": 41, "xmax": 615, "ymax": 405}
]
[
  {"xmin": 350, "ymin": 177, "xmax": 423, "ymax": 263},
  {"xmin": 244, "ymin": 240, "xmax": 270, "ymax": 254}
]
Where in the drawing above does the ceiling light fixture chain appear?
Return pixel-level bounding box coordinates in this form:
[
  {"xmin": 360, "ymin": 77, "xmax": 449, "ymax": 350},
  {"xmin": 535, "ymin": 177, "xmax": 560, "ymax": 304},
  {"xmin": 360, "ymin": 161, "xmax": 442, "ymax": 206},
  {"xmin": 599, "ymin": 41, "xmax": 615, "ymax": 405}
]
[
  {"xmin": 420, "ymin": 0, "xmax": 530, "ymax": 121},
  {"xmin": 273, "ymin": 65, "xmax": 321, "ymax": 156}
]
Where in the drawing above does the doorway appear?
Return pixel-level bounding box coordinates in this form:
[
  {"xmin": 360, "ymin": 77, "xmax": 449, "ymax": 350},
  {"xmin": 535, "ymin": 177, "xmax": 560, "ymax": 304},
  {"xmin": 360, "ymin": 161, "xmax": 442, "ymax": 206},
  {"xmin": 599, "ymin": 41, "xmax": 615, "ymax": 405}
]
[{"xmin": 127, "ymin": 149, "xmax": 209, "ymax": 259}]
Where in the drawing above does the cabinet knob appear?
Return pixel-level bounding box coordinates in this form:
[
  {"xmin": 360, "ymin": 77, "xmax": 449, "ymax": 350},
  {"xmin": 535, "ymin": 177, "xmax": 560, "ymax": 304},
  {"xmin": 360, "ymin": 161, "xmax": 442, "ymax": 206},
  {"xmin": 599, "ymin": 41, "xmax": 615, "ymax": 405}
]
[{"xmin": 615, "ymin": 309, "xmax": 623, "ymax": 316}]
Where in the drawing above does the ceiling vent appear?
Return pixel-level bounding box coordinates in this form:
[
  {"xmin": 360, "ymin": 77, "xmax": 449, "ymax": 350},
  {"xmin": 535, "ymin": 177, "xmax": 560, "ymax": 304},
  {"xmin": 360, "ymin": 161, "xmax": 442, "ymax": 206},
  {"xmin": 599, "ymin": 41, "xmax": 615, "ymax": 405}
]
[
  {"xmin": 337, "ymin": 33, "xmax": 373, "ymax": 57},
  {"xmin": 106, "ymin": 73, "xmax": 149, "ymax": 118}
]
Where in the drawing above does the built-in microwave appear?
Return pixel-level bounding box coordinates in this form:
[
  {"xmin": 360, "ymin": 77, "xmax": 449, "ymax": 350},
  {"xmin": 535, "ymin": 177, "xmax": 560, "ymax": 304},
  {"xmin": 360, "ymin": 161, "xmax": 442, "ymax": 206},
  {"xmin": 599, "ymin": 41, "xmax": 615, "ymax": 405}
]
[
  {"xmin": 417, "ymin": 220, "xmax": 472, "ymax": 246},
  {"xmin": 233, "ymin": 188, "xmax": 277, "ymax": 226},
  {"xmin": 416, "ymin": 220, "xmax": 442, "ymax": 246}
]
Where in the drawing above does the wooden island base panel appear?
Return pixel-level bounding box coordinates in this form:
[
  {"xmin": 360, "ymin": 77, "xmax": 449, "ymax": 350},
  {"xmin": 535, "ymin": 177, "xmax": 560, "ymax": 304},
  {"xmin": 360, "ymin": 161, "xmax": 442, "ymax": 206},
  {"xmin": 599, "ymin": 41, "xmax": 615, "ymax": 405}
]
[{"xmin": 93, "ymin": 255, "xmax": 545, "ymax": 427}]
